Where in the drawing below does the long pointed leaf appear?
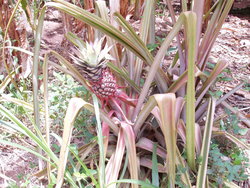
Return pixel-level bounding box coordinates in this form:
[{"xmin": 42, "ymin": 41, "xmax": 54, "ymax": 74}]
[
  {"xmin": 43, "ymin": 53, "xmax": 51, "ymax": 182},
  {"xmin": 56, "ymin": 98, "xmax": 86, "ymax": 187},
  {"xmin": 121, "ymin": 122, "xmax": 138, "ymax": 188},
  {"xmin": 196, "ymin": 60, "xmax": 228, "ymax": 107},
  {"xmin": 33, "ymin": 5, "xmax": 46, "ymax": 170},
  {"xmin": 93, "ymin": 94, "xmax": 105, "ymax": 188},
  {"xmin": 152, "ymin": 143, "xmax": 159, "ymax": 187},
  {"xmin": 106, "ymin": 129, "xmax": 125, "ymax": 187},
  {"xmin": 114, "ymin": 12, "xmax": 169, "ymax": 92},
  {"xmin": 0, "ymin": 104, "xmax": 57, "ymax": 162},
  {"xmin": 47, "ymin": 0, "xmax": 146, "ymax": 63},
  {"xmin": 132, "ymin": 14, "xmax": 184, "ymax": 121},
  {"xmin": 134, "ymin": 96, "xmax": 157, "ymax": 135},
  {"xmin": 196, "ymin": 97, "xmax": 216, "ymax": 187},
  {"xmin": 153, "ymin": 93, "xmax": 176, "ymax": 187},
  {"xmin": 134, "ymin": 0, "xmax": 155, "ymax": 85},
  {"xmin": 184, "ymin": 12, "xmax": 197, "ymax": 171},
  {"xmin": 95, "ymin": 1, "xmax": 120, "ymax": 64}
]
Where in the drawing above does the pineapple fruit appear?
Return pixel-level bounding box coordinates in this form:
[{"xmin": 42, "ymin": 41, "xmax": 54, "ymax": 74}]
[{"xmin": 71, "ymin": 38, "xmax": 119, "ymax": 103}]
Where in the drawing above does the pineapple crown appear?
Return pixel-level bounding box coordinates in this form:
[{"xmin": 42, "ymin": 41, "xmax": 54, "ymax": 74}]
[{"xmin": 72, "ymin": 37, "xmax": 114, "ymax": 67}]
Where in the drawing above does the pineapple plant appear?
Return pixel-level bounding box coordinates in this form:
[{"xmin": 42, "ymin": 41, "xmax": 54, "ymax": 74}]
[{"xmin": 71, "ymin": 38, "xmax": 134, "ymax": 107}]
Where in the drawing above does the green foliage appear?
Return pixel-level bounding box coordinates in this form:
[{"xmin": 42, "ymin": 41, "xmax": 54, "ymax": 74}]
[
  {"xmin": 0, "ymin": 76, "xmax": 32, "ymax": 121},
  {"xmin": 6, "ymin": 173, "xmax": 39, "ymax": 188},
  {"xmin": 48, "ymin": 71, "xmax": 85, "ymax": 125},
  {"xmin": 207, "ymin": 143, "xmax": 249, "ymax": 185},
  {"xmin": 208, "ymin": 90, "xmax": 223, "ymax": 98},
  {"xmin": 206, "ymin": 62, "xmax": 232, "ymax": 82},
  {"xmin": 6, "ymin": 182, "xmax": 19, "ymax": 188},
  {"xmin": 175, "ymin": 165, "xmax": 190, "ymax": 188},
  {"xmin": 0, "ymin": 27, "xmax": 3, "ymax": 40},
  {"xmin": 147, "ymin": 43, "xmax": 159, "ymax": 52},
  {"xmin": 47, "ymin": 71, "xmax": 94, "ymax": 140},
  {"xmin": 217, "ymin": 71, "xmax": 233, "ymax": 82},
  {"xmin": 17, "ymin": 173, "xmax": 24, "ymax": 180},
  {"xmin": 0, "ymin": 74, "xmax": 4, "ymax": 80},
  {"xmin": 52, "ymin": 143, "xmax": 60, "ymax": 154},
  {"xmin": 220, "ymin": 108, "xmax": 249, "ymax": 136},
  {"xmin": 29, "ymin": 161, "xmax": 37, "ymax": 169},
  {"xmin": 243, "ymin": 83, "xmax": 250, "ymax": 92}
]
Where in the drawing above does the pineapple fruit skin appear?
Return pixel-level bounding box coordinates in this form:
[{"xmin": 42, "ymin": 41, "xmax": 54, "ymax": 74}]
[{"xmin": 90, "ymin": 69, "xmax": 119, "ymax": 100}]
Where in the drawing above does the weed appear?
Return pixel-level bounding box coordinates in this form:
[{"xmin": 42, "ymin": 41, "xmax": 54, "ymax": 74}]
[
  {"xmin": 243, "ymin": 83, "xmax": 250, "ymax": 92},
  {"xmin": 20, "ymin": 176, "xmax": 31, "ymax": 187},
  {"xmin": 208, "ymin": 90, "xmax": 223, "ymax": 98},
  {"xmin": 17, "ymin": 173, "xmax": 24, "ymax": 180},
  {"xmin": 0, "ymin": 74, "xmax": 4, "ymax": 80},
  {"xmin": 73, "ymin": 110, "xmax": 95, "ymax": 142},
  {"xmin": 0, "ymin": 75, "xmax": 32, "ymax": 119},
  {"xmin": 48, "ymin": 71, "xmax": 94, "ymax": 140},
  {"xmin": 49, "ymin": 72, "xmax": 85, "ymax": 125},
  {"xmin": 29, "ymin": 162, "xmax": 37, "ymax": 169},
  {"xmin": 205, "ymin": 62, "xmax": 232, "ymax": 82},
  {"xmin": 175, "ymin": 165, "xmax": 189, "ymax": 188},
  {"xmin": 51, "ymin": 143, "xmax": 60, "ymax": 154},
  {"xmin": 220, "ymin": 109, "xmax": 249, "ymax": 136},
  {"xmin": 208, "ymin": 143, "xmax": 249, "ymax": 186},
  {"xmin": 6, "ymin": 182, "xmax": 19, "ymax": 188},
  {"xmin": 147, "ymin": 43, "xmax": 159, "ymax": 53}
]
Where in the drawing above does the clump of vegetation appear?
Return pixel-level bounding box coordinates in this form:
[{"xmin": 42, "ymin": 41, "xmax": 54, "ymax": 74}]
[
  {"xmin": 0, "ymin": 0, "xmax": 249, "ymax": 187},
  {"xmin": 47, "ymin": 71, "xmax": 95, "ymax": 141},
  {"xmin": 208, "ymin": 143, "xmax": 249, "ymax": 186}
]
